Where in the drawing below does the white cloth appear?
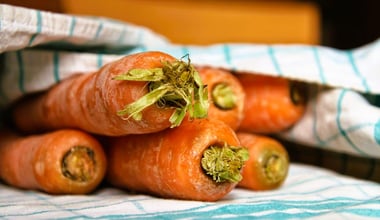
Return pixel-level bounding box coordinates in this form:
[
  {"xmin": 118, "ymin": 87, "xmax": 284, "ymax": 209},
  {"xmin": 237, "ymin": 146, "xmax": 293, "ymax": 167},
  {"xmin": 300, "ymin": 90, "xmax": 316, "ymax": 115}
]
[{"xmin": 0, "ymin": 163, "xmax": 379, "ymax": 219}]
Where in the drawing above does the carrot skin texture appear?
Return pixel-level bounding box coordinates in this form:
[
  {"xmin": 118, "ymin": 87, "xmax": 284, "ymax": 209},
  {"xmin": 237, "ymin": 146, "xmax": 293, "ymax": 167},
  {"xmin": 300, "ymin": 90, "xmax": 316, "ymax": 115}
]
[
  {"xmin": 105, "ymin": 118, "xmax": 241, "ymax": 201},
  {"xmin": 236, "ymin": 73, "xmax": 307, "ymax": 134},
  {"xmin": 11, "ymin": 51, "xmax": 178, "ymax": 136},
  {"xmin": 237, "ymin": 132, "xmax": 289, "ymax": 190},
  {"xmin": 0, "ymin": 129, "xmax": 107, "ymax": 194},
  {"xmin": 197, "ymin": 67, "xmax": 245, "ymax": 130}
]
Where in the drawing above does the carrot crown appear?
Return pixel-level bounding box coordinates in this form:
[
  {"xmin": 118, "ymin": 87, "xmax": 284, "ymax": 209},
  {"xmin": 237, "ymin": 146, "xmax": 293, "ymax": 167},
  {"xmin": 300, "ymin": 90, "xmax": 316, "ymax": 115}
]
[
  {"xmin": 201, "ymin": 144, "xmax": 249, "ymax": 183},
  {"xmin": 212, "ymin": 83, "xmax": 237, "ymax": 110},
  {"xmin": 261, "ymin": 150, "xmax": 289, "ymax": 185},
  {"xmin": 62, "ymin": 146, "xmax": 96, "ymax": 182},
  {"xmin": 113, "ymin": 55, "xmax": 209, "ymax": 127}
]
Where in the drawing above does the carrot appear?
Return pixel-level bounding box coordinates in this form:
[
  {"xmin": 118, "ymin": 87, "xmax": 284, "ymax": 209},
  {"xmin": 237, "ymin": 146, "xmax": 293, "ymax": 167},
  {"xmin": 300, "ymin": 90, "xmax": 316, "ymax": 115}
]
[
  {"xmin": 10, "ymin": 51, "xmax": 208, "ymax": 136},
  {"xmin": 104, "ymin": 118, "xmax": 249, "ymax": 201},
  {"xmin": 197, "ymin": 66, "xmax": 245, "ymax": 130},
  {"xmin": 237, "ymin": 132, "xmax": 289, "ymax": 190},
  {"xmin": 0, "ymin": 129, "xmax": 107, "ymax": 194},
  {"xmin": 236, "ymin": 73, "xmax": 307, "ymax": 134}
]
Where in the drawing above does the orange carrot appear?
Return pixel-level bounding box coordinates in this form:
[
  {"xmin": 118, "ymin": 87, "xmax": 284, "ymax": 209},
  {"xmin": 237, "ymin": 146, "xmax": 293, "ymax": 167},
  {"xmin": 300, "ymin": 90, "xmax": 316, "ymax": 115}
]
[
  {"xmin": 10, "ymin": 51, "xmax": 208, "ymax": 136},
  {"xmin": 104, "ymin": 118, "xmax": 249, "ymax": 201},
  {"xmin": 237, "ymin": 132, "xmax": 289, "ymax": 190},
  {"xmin": 0, "ymin": 129, "xmax": 107, "ymax": 194},
  {"xmin": 236, "ymin": 73, "xmax": 307, "ymax": 134},
  {"xmin": 197, "ymin": 66, "xmax": 245, "ymax": 130}
]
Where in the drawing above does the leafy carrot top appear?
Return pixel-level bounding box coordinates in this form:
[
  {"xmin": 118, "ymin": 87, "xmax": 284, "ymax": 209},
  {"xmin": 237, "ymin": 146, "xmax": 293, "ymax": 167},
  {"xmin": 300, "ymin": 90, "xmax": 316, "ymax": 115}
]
[{"xmin": 113, "ymin": 55, "xmax": 209, "ymax": 127}]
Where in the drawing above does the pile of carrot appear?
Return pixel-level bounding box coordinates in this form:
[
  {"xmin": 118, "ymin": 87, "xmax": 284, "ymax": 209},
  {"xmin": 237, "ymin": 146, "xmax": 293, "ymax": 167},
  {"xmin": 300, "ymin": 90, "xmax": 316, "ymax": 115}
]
[{"xmin": 0, "ymin": 51, "xmax": 309, "ymax": 200}]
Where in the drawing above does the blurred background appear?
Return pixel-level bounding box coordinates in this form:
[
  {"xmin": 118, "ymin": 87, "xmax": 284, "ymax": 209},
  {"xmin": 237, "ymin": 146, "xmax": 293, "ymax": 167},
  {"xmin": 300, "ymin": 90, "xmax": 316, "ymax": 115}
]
[{"xmin": 2, "ymin": 0, "xmax": 379, "ymax": 49}]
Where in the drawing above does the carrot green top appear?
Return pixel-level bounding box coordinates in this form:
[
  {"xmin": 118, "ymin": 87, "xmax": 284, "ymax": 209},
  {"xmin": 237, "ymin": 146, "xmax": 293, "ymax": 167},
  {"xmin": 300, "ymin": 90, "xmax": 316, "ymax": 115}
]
[
  {"xmin": 202, "ymin": 144, "xmax": 249, "ymax": 183},
  {"xmin": 113, "ymin": 55, "xmax": 209, "ymax": 127}
]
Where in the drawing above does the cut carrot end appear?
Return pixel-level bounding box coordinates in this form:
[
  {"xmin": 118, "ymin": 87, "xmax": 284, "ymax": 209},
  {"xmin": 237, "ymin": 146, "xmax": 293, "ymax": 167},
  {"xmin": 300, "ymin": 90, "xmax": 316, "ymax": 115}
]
[
  {"xmin": 289, "ymin": 81, "xmax": 308, "ymax": 105},
  {"xmin": 201, "ymin": 144, "xmax": 249, "ymax": 183},
  {"xmin": 261, "ymin": 150, "xmax": 289, "ymax": 185},
  {"xmin": 61, "ymin": 146, "xmax": 96, "ymax": 182},
  {"xmin": 114, "ymin": 55, "xmax": 209, "ymax": 127},
  {"xmin": 212, "ymin": 83, "xmax": 237, "ymax": 110}
]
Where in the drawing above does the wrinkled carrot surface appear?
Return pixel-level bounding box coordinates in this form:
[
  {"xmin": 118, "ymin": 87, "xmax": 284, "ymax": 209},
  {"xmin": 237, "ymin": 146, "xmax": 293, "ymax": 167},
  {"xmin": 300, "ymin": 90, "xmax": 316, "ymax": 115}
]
[
  {"xmin": 11, "ymin": 51, "xmax": 207, "ymax": 136},
  {"xmin": 197, "ymin": 67, "xmax": 245, "ymax": 130},
  {"xmin": 237, "ymin": 132, "xmax": 289, "ymax": 190},
  {"xmin": 0, "ymin": 129, "xmax": 107, "ymax": 194},
  {"xmin": 237, "ymin": 73, "xmax": 307, "ymax": 134},
  {"xmin": 105, "ymin": 118, "xmax": 247, "ymax": 201}
]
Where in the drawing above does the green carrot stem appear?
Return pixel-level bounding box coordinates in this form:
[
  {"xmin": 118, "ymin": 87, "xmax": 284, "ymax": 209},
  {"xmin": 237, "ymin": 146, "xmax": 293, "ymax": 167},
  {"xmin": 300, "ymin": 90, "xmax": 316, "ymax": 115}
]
[
  {"xmin": 201, "ymin": 144, "xmax": 249, "ymax": 183},
  {"xmin": 212, "ymin": 83, "xmax": 237, "ymax": 110},
  {"xmin": 62, "ymin": 146, "xmax": 96, "ymax": 182},
  {"xmin": 113, "ymin": 55, "xmax": 209, "ymax": 127}
]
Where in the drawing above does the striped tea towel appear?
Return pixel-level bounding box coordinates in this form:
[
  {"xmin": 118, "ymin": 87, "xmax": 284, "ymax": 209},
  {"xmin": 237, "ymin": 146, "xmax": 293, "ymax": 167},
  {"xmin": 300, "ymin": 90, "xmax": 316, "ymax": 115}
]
[{"xmin": 0, "ymin": 163, "xmax": 379, "ymax": 219}]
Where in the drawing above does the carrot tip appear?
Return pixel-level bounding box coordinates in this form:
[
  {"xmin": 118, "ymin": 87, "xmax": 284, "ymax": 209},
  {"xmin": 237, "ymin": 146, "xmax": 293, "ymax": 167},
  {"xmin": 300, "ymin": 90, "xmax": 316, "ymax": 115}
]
[
  {"xmin": 201, "ymin": 144, "xmax": 249, "ymax": 183},
  {"xmin": 62, "ymin": 146, "xmax": 96, "ymax": 182}
]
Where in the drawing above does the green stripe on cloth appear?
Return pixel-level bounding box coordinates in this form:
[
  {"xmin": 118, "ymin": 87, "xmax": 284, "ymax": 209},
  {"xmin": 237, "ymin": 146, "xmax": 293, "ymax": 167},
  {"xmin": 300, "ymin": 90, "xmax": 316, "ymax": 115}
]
[
  {"xmin": 94, "ymin": 21, "xmax": 103, "ymax": 39},
  {"xmin": 267, "ymin": 45, "xmax": 282, "ymax": 76},
  {"xmin": 347, "ymin": 50, "xmax": 370, "ymax": 93},
  {"xmin": 97, "ymin": 53, "xmax": 103, "ymax": 68},
  {"xmin": 312, "ymin": 46, "xmax": 327, "ymax": 84},
  {"xmin": 336, "ymin": 89, "xmax": 369, "ymax": 156},
  {"xmin": 375, "ymin": 120, "xmax": 380, "ymax": 145},
  {"xmin": 69, "ymin": 16, "xmax": 76, "ymax": 36},
  {"xmin": 53, "ymin": 51, "xmax": 60, "ymax": 82},
  {"xmin": 28, "ymin": 10, "xmax": 42, "ymax": 46}
]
